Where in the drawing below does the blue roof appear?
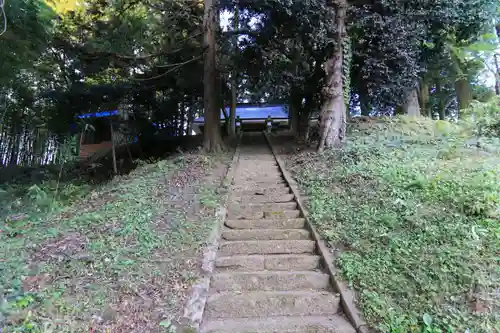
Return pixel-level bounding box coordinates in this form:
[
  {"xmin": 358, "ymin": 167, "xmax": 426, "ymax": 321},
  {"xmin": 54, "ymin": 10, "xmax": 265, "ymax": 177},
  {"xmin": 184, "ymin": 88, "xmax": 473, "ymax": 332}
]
[
  {"xmin": 194, "ymin": 105, "xmax": 288, "ymax": 122},
  {"xmin": 77, "ymin": 110, "xmax": 119, "ymax": 119}
]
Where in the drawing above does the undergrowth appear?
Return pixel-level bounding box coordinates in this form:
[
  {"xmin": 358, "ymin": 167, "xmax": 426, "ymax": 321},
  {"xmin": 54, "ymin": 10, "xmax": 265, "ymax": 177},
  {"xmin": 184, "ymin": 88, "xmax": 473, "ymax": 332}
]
[
  {"xmin": 291, "ymin": 108, "xmax": 499, "ymax": 333},
  {"xmin": 0, "ymin": 152, "xmax": 229, "ymax": 333}
]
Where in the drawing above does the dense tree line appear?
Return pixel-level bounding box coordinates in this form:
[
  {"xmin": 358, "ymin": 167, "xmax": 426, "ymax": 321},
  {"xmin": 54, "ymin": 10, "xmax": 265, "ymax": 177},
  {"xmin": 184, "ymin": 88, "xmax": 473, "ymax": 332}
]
[{"xmin": 0, "ymin": 0, "xmax": 498, "ymax": 164}]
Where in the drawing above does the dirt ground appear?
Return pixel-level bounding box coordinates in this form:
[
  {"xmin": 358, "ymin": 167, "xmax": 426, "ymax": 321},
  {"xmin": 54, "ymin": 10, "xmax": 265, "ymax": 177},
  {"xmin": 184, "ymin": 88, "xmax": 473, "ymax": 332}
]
[{"xmin": 1, "ymin": 151, "xmax": 233, "ymax": 333}]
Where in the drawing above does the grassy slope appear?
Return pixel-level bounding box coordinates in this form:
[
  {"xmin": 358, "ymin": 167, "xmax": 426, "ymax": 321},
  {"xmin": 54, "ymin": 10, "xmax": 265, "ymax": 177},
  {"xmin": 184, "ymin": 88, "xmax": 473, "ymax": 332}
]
[
  {"xmin": 0, "ymin": 153, "xmax": 230, "ymax": 333},
  {"xmin": 289, "ymin": 117, "xmax": 499, "ymax": 333}
]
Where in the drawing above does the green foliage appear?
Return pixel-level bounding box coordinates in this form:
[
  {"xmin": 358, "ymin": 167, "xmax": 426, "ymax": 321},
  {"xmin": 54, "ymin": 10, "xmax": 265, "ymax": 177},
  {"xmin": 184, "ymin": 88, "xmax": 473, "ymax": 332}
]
[
  {"xmin": 463, "ymin": 96, "xmax": 500, "ymax": 137},
  {"xmin": 292, "ymin": 115, "xmax": 499, "ymax": 332}
]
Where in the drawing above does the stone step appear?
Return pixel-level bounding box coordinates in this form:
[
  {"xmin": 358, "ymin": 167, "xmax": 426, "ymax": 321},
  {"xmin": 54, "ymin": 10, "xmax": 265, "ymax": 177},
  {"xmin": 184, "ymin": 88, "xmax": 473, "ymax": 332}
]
[
  {"xmin": 211, "ymin": 271, "xmax": 330, "ymax": 292},
  {"xmin": 218, "ymin": 240, "xmax": 315, "ymax": 256},
  {"xmin": 231, "ymin": 194, "xmax": 295, "ymax": 204},
  {"xmin": 216, "ymin": 254, "xmax": 321, "ymax": 272},
  {"xmin": 227, "ymin": 209, "xmax": 301, "ymax": 220},
  {"xmin": 233, "ymin": 179, "xmax": 287, "ymax": 185},
  {"xmin": 204, "ymin": 290, "xmax": 340, "ymax": 319},
  {"xmin": 235, "ymin": 166, "xmax": 280, "ymax": 171},
  {"xmin": 228, "ymin": 202, "xmax": 297, "ymax": 214},
  {"xmin": 222, "ymin": 228, "xmax": 310, "ymax": 241},
  {"xmin": 225, "ymin": 218, "xmax": 305, "ymax": 230},
  {"xmin": 201, "ymin": 315, "xmax": 357, "ymax": 333},
  {"xmin": 232, "ymin": 188, "xmax": 291, "ymax": 197},
  {"xmin": 234, "ymin": 177, "xmax": 284, "ymax": 183},
  {"xmin": 231, "ymin": 184, "xmax": 289, "ymax": 192}
]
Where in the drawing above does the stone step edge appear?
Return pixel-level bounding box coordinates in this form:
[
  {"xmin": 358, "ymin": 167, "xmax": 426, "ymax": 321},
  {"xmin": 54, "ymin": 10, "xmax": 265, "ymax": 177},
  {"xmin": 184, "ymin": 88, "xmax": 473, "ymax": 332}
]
[{"xmin": 200, "ymin": 314, "xmax": 357, "ymax": 333}]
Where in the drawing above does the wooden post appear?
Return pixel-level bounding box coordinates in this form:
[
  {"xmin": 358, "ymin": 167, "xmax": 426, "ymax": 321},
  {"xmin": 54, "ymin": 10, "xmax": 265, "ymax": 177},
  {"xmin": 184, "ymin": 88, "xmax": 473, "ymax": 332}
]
[{"xmin": 110, "ymin": 119, "xmax": 117, "ymax": 175}]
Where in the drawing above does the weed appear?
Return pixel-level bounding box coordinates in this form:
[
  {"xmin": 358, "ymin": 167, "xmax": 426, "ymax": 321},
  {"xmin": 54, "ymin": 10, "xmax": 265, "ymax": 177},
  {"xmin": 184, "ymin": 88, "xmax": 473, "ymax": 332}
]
[{"xmin": 291, "ymin": 116, "xmax": 500, "ymax": 333}]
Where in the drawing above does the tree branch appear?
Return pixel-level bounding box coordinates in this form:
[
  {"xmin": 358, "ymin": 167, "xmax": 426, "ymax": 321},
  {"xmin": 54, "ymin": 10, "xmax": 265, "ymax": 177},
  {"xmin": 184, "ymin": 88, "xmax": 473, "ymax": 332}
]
[
  {"xmin": 223, "ymin": 29, "xmax": 258, "ymax": 37},
  {"xmin": 80, "ymin": 32, "xmax": 202, "ymax": 61},
  {"xmin": 131, "ymin": 55, "xmax": 202, "ymax": 81}
]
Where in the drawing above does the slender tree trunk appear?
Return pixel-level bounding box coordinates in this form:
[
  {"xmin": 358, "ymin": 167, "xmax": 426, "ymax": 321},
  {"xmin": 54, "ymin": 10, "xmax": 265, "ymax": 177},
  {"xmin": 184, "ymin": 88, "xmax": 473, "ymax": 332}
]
[
  {"xmin": 455, "ymin": 79, "xmax": 472, "ymax": 113},
  {"xmin": 318, "ymin": 0, "xmax": 347, "ymax": 152},
  {"xmin": 496, "ymin": 24, "xmax": 500, "ymax": 95},
  {"xmin": 436, "ymin": 80, "xmax": 446, "ymax": 120},
  {"xmin": 359, "ymin": 86, "xmax": 371, "ymax": 116},
  {"xmin": 180, "ymin": 100, "xmax": 186, "ymax": 136},
  {"xmin": 110, "ymin": 119, "xmax": 117, "ymax": 175},
  {"xmin": 289, "ymin": 88, "xmax": 301, "ymax": 136},
  {"xmin": 9, "ymin": 126, "xmax": 20, "ymax": 165},
  {"xmin": 229, "ymin": 2, "xmax": 238, "ymax": 139},
  {"xmin": 494, "ymin": 54, "xmax": 499, "ymax": 96},
  {"xmin": 297, "ymin": 95, "xmax": 313, "ymax": 142},
  {"xmin": 402, "ymin": 88, "xmax": 421, "ymax": 116},
  {"xmin": 187, "ymin": 96, "xmax": 196, "ymax": 135},
  {"xmin": 203, "ymin": 0, "xmax": 224, "ymax": 151}
]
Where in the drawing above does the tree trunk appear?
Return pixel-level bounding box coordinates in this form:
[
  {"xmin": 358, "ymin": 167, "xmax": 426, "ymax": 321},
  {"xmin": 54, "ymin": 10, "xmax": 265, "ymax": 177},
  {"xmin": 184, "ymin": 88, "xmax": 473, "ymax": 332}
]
[
  {"xmin": 496, "ymin": 23, "xmax": 500, "ymax": 95},
  {"xmin": 318, "ymin": 0, "xmax": 347, "ymax": 152},
  {"xmin": 402, "ymin": 88, "xmax": 421, "ymax": 116},
  {"xmin": 203, "ymin": 0, "xmax": 224, "ymax": 151},
  {"xmin": 289, "ymin": 88, "xmax": 301, "ymax": 136},
  {"xmin": 455, "ymin": 78, "xmax": 472, "ymax": 112},
  {"xmin": 229, "ymin": 2, "xmax": 238, "ymax": 139},
  {"xmin": 418, "ymin": 80, "xmax": 430, "ymax": 117},
  {"xmin": 110, "ymin": 119, "xmax": 117, "ymax": 175},
  {"xmin": 359, "ymin": 87, "xmax": 371, "ymax": 116},
  {"xmin": 436, "ymin": 80, "xmax": 446, "ymax": 120},
  {"xmin": 494, "ymin": 53, "xmax": 499, "ymax": 96},
  {"xmin": 180, "ymin": 100, "xmax": 186, "ymax": 136}
]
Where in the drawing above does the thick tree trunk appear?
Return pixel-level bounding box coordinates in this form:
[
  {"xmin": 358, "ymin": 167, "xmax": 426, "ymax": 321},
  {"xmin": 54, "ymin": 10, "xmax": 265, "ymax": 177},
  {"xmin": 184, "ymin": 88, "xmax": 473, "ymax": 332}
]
[
  {"xmin": 418, "ymin": 80, "xmax": 430, "ymax": 117},
  {"xmin": 402, "ymin": 88, "xmax": 421, "ymax": 116},
  {"xmin": 318, "ymin": 0, "xmax": 347, "ymax": 152},
  {"xmin": 203, "ymin": 0, "xmax": 224, "ymax": 151},
  {"xmin": 455, "ymin": 78, "xmax": 472, "ymax": 112}
]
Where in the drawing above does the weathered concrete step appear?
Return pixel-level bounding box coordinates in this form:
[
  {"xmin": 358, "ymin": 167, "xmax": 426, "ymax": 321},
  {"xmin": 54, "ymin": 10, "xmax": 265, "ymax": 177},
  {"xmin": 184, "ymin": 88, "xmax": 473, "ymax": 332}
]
[
  {"xmin": 234, "ymin": 177, "xmax": 284, "ymax": 183},
  {"xmin": 216, "ymin": 254, "xmax": 321, "ymax": 271},
  {"xmin": 239, "ymin": 157, "xmax": 276, "ymax": 160},
  {"xmin": 222, "ymin": 228, "xmax": 310, "ymax": 241},
  {"xmin": 227, "ymin": 210, "xmax": 301, "ymax": 220},
  {"xmin": 211, "ymin": 271, "xmax": 330, "ymax": 292},
  {"xmin": 204, "ymin": 290, "xmax": 340, "ymax": 319},
  {"xmin": 225, "ymin": 218, "xmax": 305, "ymax": 229},
  {"xmin": 201, "ymin": 315, "xmax": 357, "ymax": 333},
  {"xmin": 233, "ymin": 179, "xmax": 287, "ymax": 185},
  {"xmin": 231, "ymin": 184, "xmax": 289, "ymax": 192},
  {"xmin": 236, "ymin": 165, "xmax": 279, "ymax": 170},
  {"xmin": 232, "ymin": 188, "xmax": 291, "ymax": 196},
  {"xmin": 219, "ymin": 240, "xmax": 315, "ymax": 255},
  {"xmin": 228, "ymin": 202, "xmax": 297, "ymax": 214},
  {"xmin": 231, "ymin": 194, "xmax": 294, "ymax": 204}
]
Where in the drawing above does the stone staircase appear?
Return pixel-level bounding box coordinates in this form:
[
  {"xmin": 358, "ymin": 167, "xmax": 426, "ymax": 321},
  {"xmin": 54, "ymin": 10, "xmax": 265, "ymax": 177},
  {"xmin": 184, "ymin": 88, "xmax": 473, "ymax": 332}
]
[{"xmin": 199, "ymin": 134, "xmax": 357, "ymax": 333}]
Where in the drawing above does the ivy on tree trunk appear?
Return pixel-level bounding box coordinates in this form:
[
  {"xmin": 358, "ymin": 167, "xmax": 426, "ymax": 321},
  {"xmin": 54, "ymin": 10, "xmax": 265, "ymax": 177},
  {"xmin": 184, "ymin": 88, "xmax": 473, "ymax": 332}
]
[{"xmin": 318, "ymin": 0, "xmax": 347, "ymax": 152}]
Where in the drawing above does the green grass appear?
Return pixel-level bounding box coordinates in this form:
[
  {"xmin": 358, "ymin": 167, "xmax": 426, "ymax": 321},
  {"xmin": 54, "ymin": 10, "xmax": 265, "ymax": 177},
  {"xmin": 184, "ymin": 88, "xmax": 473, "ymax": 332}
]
[
  {"xmin": 290, "ymin": 116, "xmax": 499, "ymax": 333},
  {"xmin": 0, "ymin": 153, "xmax": 230, "ymax": 333}
]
